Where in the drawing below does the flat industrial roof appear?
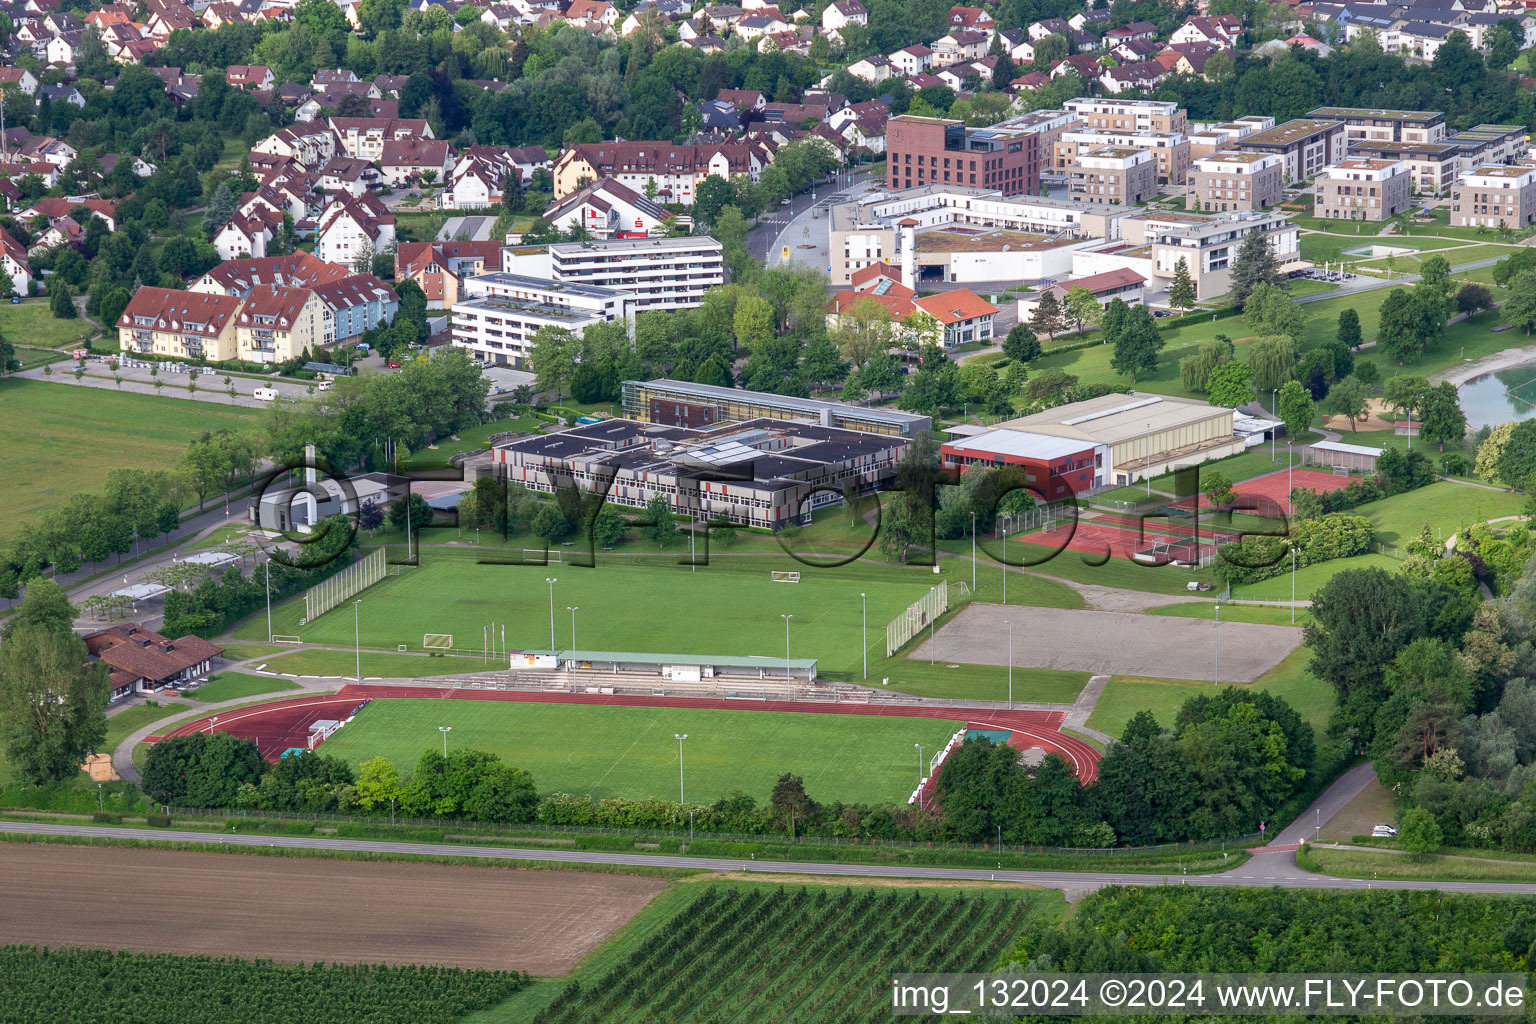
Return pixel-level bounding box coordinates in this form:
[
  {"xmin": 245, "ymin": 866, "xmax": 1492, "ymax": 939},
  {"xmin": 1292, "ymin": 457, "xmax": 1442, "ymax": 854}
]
[
  {"xmin": 995, "ymin": 393, "xmax": 1231, "ymax": 446},
  {"xmin": 629, "ymin": 378, "xmax": 930, "ymax": 427},
  {"xmin": 943, "ymin": 428, "xmax": 1097, "ymax": 461}
]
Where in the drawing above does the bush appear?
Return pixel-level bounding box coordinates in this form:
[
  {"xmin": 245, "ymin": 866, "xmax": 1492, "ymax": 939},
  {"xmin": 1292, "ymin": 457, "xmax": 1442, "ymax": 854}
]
[
  {"xmin": 147, "ymin": 813, "xmax": 172, "ymax": 827},
  {"xmin": 91, "ymin": 811, "xmax": 123, "ymax": 824}
]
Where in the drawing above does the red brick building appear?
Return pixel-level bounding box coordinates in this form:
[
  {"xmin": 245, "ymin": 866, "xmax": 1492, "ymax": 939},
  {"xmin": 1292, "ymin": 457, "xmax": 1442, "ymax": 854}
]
[
  {"xmin": 940, "ymin": 429, "xmax": 1106, "ymax": 500},
  {"xmin": 886, "ymin": 114, "xmax": 1041, "ymax": 196}
]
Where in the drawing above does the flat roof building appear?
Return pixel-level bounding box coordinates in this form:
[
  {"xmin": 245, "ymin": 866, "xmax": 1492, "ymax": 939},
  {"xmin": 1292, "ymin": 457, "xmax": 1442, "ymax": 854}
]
[
  {"xmin": 1233, "ymin": 118, "xmax": 1347, "ymax": 182},
  {"xmin": 1187, "ymin": 151, "xmax": 1283, "ymax": 212},
  {"xmin": 545, "ymin": 236, "xmax": 724, "ymax": 312},
  {"xmin": 1314, "ymin": 158, "xmax": 1412, "ymax": 222},
  {"xmin": 1062, "ymin": 97, "xmax": 1187, "ymax": 134},
  {"xmin": 1306, "ymin": 107, "xmax": 1446, "ymax": 145},
  {"xmin": 1348, "ymin": 141, "xmax": 1460, "ymax": 195},
  {"xmin": 1068, "ymin": 147, "xmax": 1158, "ymax": 205},
  {"xmin": 1055, "ymin": 127, "xmax": 1190, "ymax": 184},
  {"xmin": 1451, "ymin": 164, "xmax": 1536, "ymax": 229},
  {"xmin": 622, "ymin": 378, "xmax": 932, "ymax": 437},
  {"xmin": 886, "ymin": 114, "xmax": 1042, "ymax": 197},
  {"xmin": 993, "ymin": 392, "xmax": 1244, "ymax": 486},
  {"xmin": 450, "ymin": 273, "xmax": 632, "ymax": 368}
]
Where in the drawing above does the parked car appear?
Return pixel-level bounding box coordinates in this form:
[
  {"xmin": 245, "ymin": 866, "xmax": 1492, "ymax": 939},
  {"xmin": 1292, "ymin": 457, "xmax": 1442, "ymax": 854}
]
[
  {"xmin": 1371, "ymin": 824, "xmax": 1398, "ymax": 837},
  {"xmin": 316, "ymin": 379, "xmax": 333, "ymax": 391},
  {"xmin": 253, "ymin": 386, "xmax": 279, "ymax": 401},
  {"xmin": 386, "ymin": 360, "xmax": 401, "ymax": 369}
]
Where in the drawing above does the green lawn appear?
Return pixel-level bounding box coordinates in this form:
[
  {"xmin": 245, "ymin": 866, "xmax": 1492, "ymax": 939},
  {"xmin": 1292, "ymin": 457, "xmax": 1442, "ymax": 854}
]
[
  {"xmin": 1297, "ymin": 232, "xmax": 1464, "ymax": 258},
  {"xmin": 1285, "ymin": 278, "xmax": 1340, "ymax": 298},
  {"xmin": 186, "ymin": 671, "xmax": 299, "ymax": 702},
  {"xmin": 399, "ymin": 413, "xmax": 543, "ymax": 471},
  {"xmin": 12, "ymin": 347, "xmax": 70, "ymax": 371},
  {"xmin": 1230, "ymin": 552, "xmax": 1400, "ymax": 601},
  {"xmin": 319, "ymin": 698, "xmax": 964, "ymax": 804},
  {"xmin": 1088, "ymin": 646, "xmax": 1332, "ymax": 738},
  {"xmin": 0, "ymin": 378, "xmax": 260, "ymax": 538},
  {"xmin": 868, "ymin": 659, "xmax": 1088, "ymax": 703},
  {"xmin": 0, "ymin": 302, "xmax": 99, "ymax": 350},
  {"xmin": 103, "ymin": 701, "xmax": 190, "ymax": 752},
  {"xmin": 1355, "ymin": 479, "xmax": 1527, "ymax": 547},
  {"xmin": 1147, "ymin": 601, "xmax": 1311, "ymax": 626},
  {"xmin": 236, "ymin": 549, "xmax": 982, "ymax": 677}
]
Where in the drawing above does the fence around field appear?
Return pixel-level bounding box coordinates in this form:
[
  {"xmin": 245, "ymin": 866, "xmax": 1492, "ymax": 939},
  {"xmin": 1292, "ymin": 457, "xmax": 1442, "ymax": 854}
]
[
  {"xmin": 885, "ymin": 583, "xmax": 949, "ymax": 657},
  {"xmin": 302, "ymin": 548, "xmax": 386, "ymax": 623},
  {"xmin": 162, "ymin": 805, "xmax": 1264, "ymax": 857}
]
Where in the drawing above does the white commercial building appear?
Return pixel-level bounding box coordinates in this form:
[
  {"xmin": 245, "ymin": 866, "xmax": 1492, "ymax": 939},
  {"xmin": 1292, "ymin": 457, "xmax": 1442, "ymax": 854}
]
[
  {"xmin": 450, "ymin": 273, "xmax": 632, "ymax": 369},
  {"xmin": 546, "ymin": 237, "xmax": 724, "ymax": 312}
]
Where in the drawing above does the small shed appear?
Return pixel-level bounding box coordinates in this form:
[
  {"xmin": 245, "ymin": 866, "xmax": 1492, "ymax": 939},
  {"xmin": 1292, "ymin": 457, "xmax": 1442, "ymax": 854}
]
[{"xmin": 1303, "ymin": 439, "xmax": 1383, "ymax": 473}]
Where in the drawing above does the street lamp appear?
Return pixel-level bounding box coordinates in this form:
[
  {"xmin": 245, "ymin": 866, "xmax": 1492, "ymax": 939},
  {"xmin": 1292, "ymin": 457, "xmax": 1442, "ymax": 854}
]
[
  {"xmin": 545, "ymin": 577, "xmax": 558, "ymax": 648},
  {"xmin": 928, "ymin": 586, "xmax": 936, "ymax": 665},
  {"xmin": 860, "ymin": 592, "xmax": 867, "ymax": 680},
  {"xmin": 265, "ymin": 556, "xmax": 273, "ymax": 644},
  {"xmin": 1214, "ymin": 604, "xmax": 1221, "ymax": 686},
  {"xmin": 970, "ymin": 511, "xmax": 976, "ymax": 591},
  {"xmin": 1145, "ymin": 422, "xmax": 1152, "ymax": 495},
  {"xmin": 1290, "ymin": 546, "xmax": 1298, "ymax": 623},
  {"xmin": 353, "ymin": 599, "xmax": 362, "ymax": 683},
  {"xmin": 439, "ymin": 725, "xmax": 451, "ymax": 757},
  {"xmin": 780, "ymin": 614, "xmax": 793, "ymax": 701},
  {"xmin": 567, "ymin": 606, "xmax": 579, "ymax": 649},
  {"xmin": 1006, "ymin": 619, "xmax": 1013, "ymax": 709},
  {"xmin": 915, "ymin": 742, "xmax": 926, "ymax": 810},
  {"xmin": 1271, "ymin": 388, "xmax": 1278, "ymax": 463},
  {"xmin": 675, "ymin": 733, "xmax": 688, "ymax": 804}
]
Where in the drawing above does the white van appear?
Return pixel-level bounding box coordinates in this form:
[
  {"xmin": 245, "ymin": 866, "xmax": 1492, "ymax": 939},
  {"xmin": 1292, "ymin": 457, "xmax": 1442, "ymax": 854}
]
[
  {"xmin": 253, "ymin": 386, "xmax": 279, "ymax": 401},
  {"xmin": 316, "ymin": 379, "xmax": 333, "ymax": 391}
]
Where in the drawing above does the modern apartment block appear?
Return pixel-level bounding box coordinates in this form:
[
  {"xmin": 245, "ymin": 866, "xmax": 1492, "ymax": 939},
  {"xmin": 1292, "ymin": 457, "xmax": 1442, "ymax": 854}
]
[
  {"xmin": 1450, "ymin": 165, "xmax": 1536, "ymax": 229},
  {"xmin": 1068, "ymin": 147, "xmax": 1158, "ymax": 205},
  {"xmin": 1305, "ymin": 107, "xmax": 1446, "ymax": 145},
  {"xmin": 546, "ymin": 237, "xmax": 724, "ymax": 312},
  {"xmin": 1233, "ymin": 118, "xmax": 1347, "ymax": 182},
  {"xmin": 1313, "ymin": 158, "xmax": 1412, "ymax": 221},
  {"xmin": 1062, "ymin": 97, "xmax": 1188, "ymax": 134},
  {"xmin": 1186, "ymin": 152, "xmax": 1283, "ymax": 212},
  {"xmin": 1186, "ymin": 116, "xmax": 1274, "ymax": 160},
  {"xmin": 886, "ymin": 114, "xmax": 1041, "ymax": 196},
  {"xmin": 1448, "ymin": 124, "xmax": 1529, "ymax": 176},
  {"xmin": 1349, "ymin": 141, "xmax": 1460, "ymax": 195},
  {"xmin": 1055, "ymin": 128, "xmax": 1189, "ymax": 183},
  {"xmin": 450, "ymin": 273, "xmax": 632, "ymax": 368},
  {"xmin": 1078, "ymin": 209, "xmax": 1301, "ymax": 301}
]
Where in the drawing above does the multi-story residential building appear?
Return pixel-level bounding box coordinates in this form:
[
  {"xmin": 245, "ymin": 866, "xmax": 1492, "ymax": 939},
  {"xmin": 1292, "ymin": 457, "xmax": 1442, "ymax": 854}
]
[
  {"xmin": 395, "ymin": 240, "xmax": 506, "ymax": 309},
  {"xmin": 552, "ymin": 141, "xmax": 768, "ymax": 202},
  {"xmin": 327, "ymin": 117, "xmax": 433, "ymax": 161},
  {"xmin": 1061, "ymin": 97, "xmax": 1187, "ymax": 134},
  {"xmin": 1077, "ymin": 209, "xmax": 1300, "ymax": 301},
  {"xmin": 991, "ymin": 109, "xmax": 1080, "ymax": 173},
  {"xmin": 545, "ymin": 237, "xmax": 724, "ymax": 311},
  {"xmin": 1068, "ymin": 147, "xmax": 1157, "ymax": 205},
  {"xmin": 886, "ymin": 114, "xmax": 1041, "ymax": 196},
  {"xmin": 116, "ymin": 287, "xmax": 242, "ymax": 361},
  {"xmin": 1185, "ymin": 116, "xmax": 1274, "ymax": 160},
  {"xmin": 540, "ymin": 178, "xmax": 677, "ymax": 240},
  {"xmin": 1313, "ymin": 158, "xmax": 1412, "ymax": 221},
  {"xmin": 190, "ymin": 251, "xmax": 352, "ymax": 297},
  {"xmin": 1448, "ymin": 124, "xmax": 1529, "ymax": 176},
  {"xmin": 314, "ymin": 193, "xmax": 396, "ymax": 269},
  {"xmin": 1055, "ymin": 127, "xmax": 1188, "ymax": 184},
  {"xmin": 1232, "ymin": 118, "xmax": 1347, "ymax": 182},
  {"xmin": 1186, "ymin": 151, "xmax": 1283, "ymax": 212},
  {"xmin": 234, "ymin": 284, "xmax": 325, "ymax": 364},
  {"xmin": 1348, "ymin": 141, "xmax": 1460, "ymax": 196},
  {"xmin": 1305, "ymin": 107, "xmax": 1446, "ymax": 145},
  {"xmin": 1451, "ymin": 165, "xmax": 1536, "ymax": 228},
  {"xmin": 450, "ymin": 273, "xmax": 632, "ymax": 367},
  {"xmin": 312, "ymin": 275, "xmax": 399, "ymax": 348}
]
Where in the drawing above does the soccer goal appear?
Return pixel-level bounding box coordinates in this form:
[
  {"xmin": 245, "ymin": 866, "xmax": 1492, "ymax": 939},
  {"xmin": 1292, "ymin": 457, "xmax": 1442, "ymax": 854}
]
[
  {"xmin": 771, "ymin": 570, "xmax": 801, "ymax": 583},
  {"xmin": 272, "ymin": 635, "xmax": 302, "ymax": 645},
  {"xmin": 1332, "ymin": 465, "xmax": 1350, "ymax": 476},
  {"xmin": 423, "ymin": 633, "xmax": 454, "ymax": 649}
]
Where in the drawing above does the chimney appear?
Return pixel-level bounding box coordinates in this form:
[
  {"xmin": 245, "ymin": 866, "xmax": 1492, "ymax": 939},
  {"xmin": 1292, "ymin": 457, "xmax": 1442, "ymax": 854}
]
[{"xmin": 899, "ymin": 218, "xmax": 917, "ymax": 289}]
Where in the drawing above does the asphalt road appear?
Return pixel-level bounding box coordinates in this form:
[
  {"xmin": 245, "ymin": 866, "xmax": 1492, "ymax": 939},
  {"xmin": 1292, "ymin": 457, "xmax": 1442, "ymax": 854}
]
[{"xmin": 6, "ymin": 820, "xmax": 1535, "ymax": 896}]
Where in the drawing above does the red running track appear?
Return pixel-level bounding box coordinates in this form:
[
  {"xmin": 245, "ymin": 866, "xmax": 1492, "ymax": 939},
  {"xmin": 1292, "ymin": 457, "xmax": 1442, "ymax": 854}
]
[
  {"xmin": 1171, "ymin": 467, "xmax": 1353, "ymax": 515},
  {"xmin": 151, "ymin": 684, "xmax": 1102, "ymax": 783}
]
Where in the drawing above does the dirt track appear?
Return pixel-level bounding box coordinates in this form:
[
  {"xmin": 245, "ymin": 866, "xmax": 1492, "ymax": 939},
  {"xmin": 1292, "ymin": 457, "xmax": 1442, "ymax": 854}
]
[{"xmin": 0, "ymin": 844, "xmax": 664, "ymax": 973}]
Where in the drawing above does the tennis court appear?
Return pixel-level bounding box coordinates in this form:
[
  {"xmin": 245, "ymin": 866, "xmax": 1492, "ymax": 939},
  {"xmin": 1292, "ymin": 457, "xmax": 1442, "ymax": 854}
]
[
  {"xmin": 1016, "ymin": 515, "xmax": 1233, "ymax": 566},
  {"xmin": 1172, "ymin": 467, "xmax": 1354, "ymax": 515}
]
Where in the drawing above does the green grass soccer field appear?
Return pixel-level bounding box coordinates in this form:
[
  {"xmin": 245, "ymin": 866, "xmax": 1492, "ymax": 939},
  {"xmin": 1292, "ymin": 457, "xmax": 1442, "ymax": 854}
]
[
  {"xmin": 318, "ymin": 699, "xmax": 964, "ymax": 804},
  {"xmin": 239, "ymin": 549, "xmax": 967, "ymax": 676}
]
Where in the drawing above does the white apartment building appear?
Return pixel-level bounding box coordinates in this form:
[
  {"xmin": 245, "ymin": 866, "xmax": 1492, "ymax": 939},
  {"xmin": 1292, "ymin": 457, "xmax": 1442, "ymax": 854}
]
[
  {"xmin": 1313, "ymin": 158, "xmax": 1412, "ymax": 222},
  {"xmin": 1186, "ymin": 151, "xmax": 1283, "ymax": 212},
  {"xmin": 546, "ymin": 237, "xmax": 723, "ymax": 311},
  {"xmin": 1062, "ymin": 97, "xmax": 1188, "ymax": 134},
  {"xmin": 450, "ymin": 273, "xmax": 632, "ymax": 368},
  {"xmin": 1451, "ymin": 164, "xmax": 1536, "ymax": 229},
  {"xmin": 1055, "ymin": 127, "xmax": 1189, "ymax": 183},
  {"xmin": 1068, "ymin": 147, "xmax": 1158, "ymax": 205}
]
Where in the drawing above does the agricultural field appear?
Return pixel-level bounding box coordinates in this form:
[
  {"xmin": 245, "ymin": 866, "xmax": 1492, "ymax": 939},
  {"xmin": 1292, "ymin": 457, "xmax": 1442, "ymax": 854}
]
[
  {"xmin": 480, "ymin": 880, "xmax": 1049, "ymax": 1024},
  {"xmin": 0, "ymin": 379, "xmax": 260, "ymax": 536},
  {"xmin": 238, "ymin": 548, "xmax": 988, "ymax": 677},
  {"xmin": 318, "ymin": 698, "xmax": 963, "ymax": 804},
  {"xmin": 0, "ymin": 945, "xmax": 524, "ymax": 1024}
]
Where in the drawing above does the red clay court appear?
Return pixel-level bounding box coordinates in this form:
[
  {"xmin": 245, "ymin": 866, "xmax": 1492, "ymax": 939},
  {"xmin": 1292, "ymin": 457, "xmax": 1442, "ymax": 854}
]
[
  {"xmin": 151, "ymin": 684, "xmax": 1102, "ymax": 783},
  {"xmin": 1172, "ymin": 466, "xmax": 1354, "ymax": 515}
]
